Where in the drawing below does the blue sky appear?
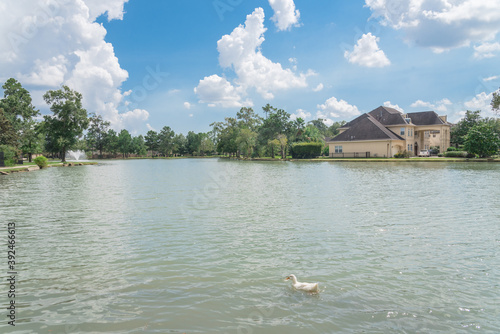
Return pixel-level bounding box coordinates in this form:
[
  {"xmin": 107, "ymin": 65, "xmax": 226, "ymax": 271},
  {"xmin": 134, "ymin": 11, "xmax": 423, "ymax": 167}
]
[{"xmin": 1, "ymin": 0, "xmax": 500, "ymax": 135}]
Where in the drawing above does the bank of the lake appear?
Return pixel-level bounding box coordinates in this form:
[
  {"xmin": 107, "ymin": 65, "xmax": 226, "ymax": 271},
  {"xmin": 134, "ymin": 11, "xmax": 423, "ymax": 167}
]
[
  {"xmin": 230, "ymin": 156, "xmax": 500, "ymax": 163},
  {"xmin": 0, "ymin": 161, "xmax": 97, "ymax": 175}
]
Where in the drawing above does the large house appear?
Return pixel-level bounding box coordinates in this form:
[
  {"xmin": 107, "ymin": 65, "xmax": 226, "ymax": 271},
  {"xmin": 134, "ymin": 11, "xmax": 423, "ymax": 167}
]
[{"xmin": 327, "ymin": 106, "xmax": 452, "ymax": 158}]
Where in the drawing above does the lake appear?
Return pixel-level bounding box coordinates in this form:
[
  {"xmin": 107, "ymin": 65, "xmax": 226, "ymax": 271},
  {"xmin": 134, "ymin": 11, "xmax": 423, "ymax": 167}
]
[{"xmin": 1, "ymin": 159, "xmax": 499, "ymax": 333}]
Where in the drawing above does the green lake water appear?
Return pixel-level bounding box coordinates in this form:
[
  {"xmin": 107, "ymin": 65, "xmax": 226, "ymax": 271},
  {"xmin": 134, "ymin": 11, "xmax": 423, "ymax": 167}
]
[{"xmin": 1, "ymin": 159, "xmax": 499, "ymax": 333}]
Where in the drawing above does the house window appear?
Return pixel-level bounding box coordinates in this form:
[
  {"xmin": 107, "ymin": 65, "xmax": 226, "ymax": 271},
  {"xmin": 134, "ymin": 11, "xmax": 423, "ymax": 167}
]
[
  {"xmin": 335, "ymin": 145, "xmax": 343, "ymax": 153},
  {"xmin": 408, "ymin": 144, "xmax": 413, "ymax": 152},
  {"xmin": 425, "ymin": 131, "xmax": 430, "ymax": 138},
  {"xmin": 400, "ymin": 128, "xmax": 405, "ymax": 136}
]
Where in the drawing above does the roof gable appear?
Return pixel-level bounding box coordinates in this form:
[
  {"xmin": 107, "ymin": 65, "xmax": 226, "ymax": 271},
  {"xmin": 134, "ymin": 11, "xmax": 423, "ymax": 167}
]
[
  {"xmin": 330, "ymin": 114, "xmax": 404, "ymax": 142},
  {"xmin": 406, "ymin": 111, "xmax": 445, "ymax": 125},
  {"xmin": 368, "ymin": 106, "xmax": 406, "ymax": 126}
]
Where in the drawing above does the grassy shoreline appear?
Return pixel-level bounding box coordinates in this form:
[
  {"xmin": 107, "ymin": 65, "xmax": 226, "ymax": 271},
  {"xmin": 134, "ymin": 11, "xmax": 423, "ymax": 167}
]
[
  {"xmin": 2, "ymin": 156, "xmax": 499, "ymax": 175},
  {"xmin": 0, "ymin": 161, "xmax": 97, "ymax": 175},
  {"xmin": 223, "ymin": 156, "xmax": 500, "ymax": 163}
]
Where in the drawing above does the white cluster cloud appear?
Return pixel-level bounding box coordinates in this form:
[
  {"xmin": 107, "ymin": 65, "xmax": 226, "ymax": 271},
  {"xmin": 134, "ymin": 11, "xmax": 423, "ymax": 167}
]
[
  {"xmin": 195, "ymin": 7, "xmax": 310, "ymax": 108},
  {"xmin": 383, "ymin": 101, "xmax": 404, "ymax": 112},
  {"xmin": 120, "ymin": 109, "xmax": 150, "ymax": 135},
  {"xmin": 0, "ymin": 0, "xmax": 148, "ymax": 132},
  {"xmin": 290, "ymin": 108, "xmax": 311, "ymax": 121},
  {"xmin": 313, "ymin": 83, "xmax": 324, "ymax": 92},
  {"xmin": 194, "ymin": 75, "xmax": 252, "ymax": 108},
  {"xmin": 344, "ymin": 33, "xmax": 391, "ymax": 67},
  {"xmin": 365, "ymin": 0, "xmax": 500, "ymax": 53},
  {"xmin": 268, "ymin": 0, "xmax": 301, "ymax": 31},
  {"xmin": 84, "ymin": 0, "xmax": 129, "ymax": 21},
  {"xmin": 484, "ymin": 75, "xmax": 499, "ymax": 82},
  {"xmin": 464, "ymin": 91, "xmax": 494, "ymax": 111},
  {"xmin": 410, "ymin": 98, "xmax": 452, "ymax": 112},
  {"xmin": 446, "ymin": 91, "xmax": 497, "ymax": 121},
  {"xmin": 474, "ymin": 42, "xmax": 500, "ymax": 59},
  {"xmin": 317, "ymin": 97, "xmax": 361, "ymax": 125}
]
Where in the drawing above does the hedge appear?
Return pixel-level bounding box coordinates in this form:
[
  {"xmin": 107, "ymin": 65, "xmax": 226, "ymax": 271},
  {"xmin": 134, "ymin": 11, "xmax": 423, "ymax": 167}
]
[
  {"xmin": 444, "ymin": 151, "xmax": 475, "ymax": 158},
  {"xmin": 291, "ymin": 142, "xmax": 323, "ymax": 159}
]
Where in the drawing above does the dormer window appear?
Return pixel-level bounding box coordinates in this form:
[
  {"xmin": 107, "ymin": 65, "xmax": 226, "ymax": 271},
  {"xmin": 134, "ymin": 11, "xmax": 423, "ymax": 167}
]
[{"xmin": 405, "ymin": 118, "xmax": 411, "ymax": 124}]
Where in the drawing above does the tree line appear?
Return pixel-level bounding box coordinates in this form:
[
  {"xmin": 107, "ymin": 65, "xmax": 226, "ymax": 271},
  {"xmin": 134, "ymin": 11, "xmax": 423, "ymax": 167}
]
[
  {"xmin": 1, "ymin": 77, "xmax": 499, "ymax": 164},
  {"xmin": 0, "ymin": 78, "xmax": 345, "ymax": 164}
]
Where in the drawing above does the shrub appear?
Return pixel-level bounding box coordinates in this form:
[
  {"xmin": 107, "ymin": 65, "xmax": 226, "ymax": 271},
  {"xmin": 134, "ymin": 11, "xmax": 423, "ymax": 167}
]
[
  {"xmin": 0, "ymin": 144, "xmax": 18, "ymax": 166},
  {"xmin": 430, "ymin": 146, "xmax": 440, "ymax": 155},
  {"xmin": 444, "ymin": 151, "xmax": 468, "ymax": 158},
  {"xmin": 34, "ymin": 156, "xmax": 49, "ymax": 168},
  {"xmin": 394, "ymin": 150, "xmax": 410, "ymax": 158},
  {"xmin": 322, "ymin": 145, "xmax": 329, "ymax": 156},
  {"xmin": 447, "ymin": 147, "xmax": 457, "ymax": 152},
  {"xmin": 291, "ymin": 142, "xmax": 322, "ymax": 159}
]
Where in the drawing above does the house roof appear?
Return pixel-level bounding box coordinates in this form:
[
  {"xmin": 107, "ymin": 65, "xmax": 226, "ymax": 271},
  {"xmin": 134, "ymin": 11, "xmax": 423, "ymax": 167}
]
[
  {"xmin": 405, "ymin": 111, "xmax": 445, "ymax": 125},
  {"xmin": 367, "ymin": 106, "xmax": 407, "ymax": 126},
  {"xmin": 327, "ymin": 106, "xmax": 450, "ymax": 143},
  {"xmin": 329, "ymin": 113, "xmax": 404, "ymax": 142}
]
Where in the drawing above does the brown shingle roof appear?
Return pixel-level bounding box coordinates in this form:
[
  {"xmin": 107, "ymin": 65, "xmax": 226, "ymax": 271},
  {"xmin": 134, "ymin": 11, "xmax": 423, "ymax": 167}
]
[
  {"xmin": 329, "ymin": 114, "xmax": 404, "ymax": 142},
  {"xmin": 368, "ymin": 106, "xmax": 407, "ymax": 126},
  {"xmin": 406, "ymin": 111, "xmax": 445, "ymax": 125}
]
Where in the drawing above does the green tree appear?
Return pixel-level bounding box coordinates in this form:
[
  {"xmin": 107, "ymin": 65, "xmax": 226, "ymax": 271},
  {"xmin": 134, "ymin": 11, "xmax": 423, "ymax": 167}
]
[
  {"xmin": 216, "ymin": 118, "xmax": 238, "ymax": 156},
  {"xmin": 464, "ymin": 122, "xmax": 500, "ymax": 158},
  {"xmin": 276, "ymin": 133, "xmax": 288, "ymax": 159},
  {"xmin": 303, "ymin": 124, "xmax": 325, "ymax": 143},
  {"xmin": 131, "ymin": 135, "xmax": 147, "ymax": 156},
  {"xmin": 158, "ymin": 126, "xmax": 175, "ymax": 156},
  {"xmin": 199, "ymin": 133, "xmax": 214, "ymax": 156},
  {"xmin": 450, "ymin": 110, "xmax": 481, "ymax": 147},
  {"xmin": 42, "ymin": 86, "xmax": 89, "ymax": 162},
  {"xmin": 117, "ymin": 129, "xmax": 132, "ymax": 158},
  {"xmin": 145, "ymin": 130, "xmax": 159, "ymax": 157},
  {"xmin": 172, "ymin": 133, "xmax": 187, "ymax": 156},
  {"xmin": 236, "ymin": 128, "xmax": 257, "ymax": 157},
  {"xmin": 0, "ymin": 78, "xmax": 40, "ymax": 148},
  {"xmin": 258, "ymin": 107, "xmax": 291, "ymax": 157},
  {"xmin": 86, "ymin": 114, "xmax": 110, "ymax": 157},
  {"xmin": 492, "ymin": 89, "xmax": 500, "ymax": 114},
  {"xmin": 327, "ymin": 121, "xmax": 346, "ymax": 138},
  {"xmin": 308, "ymin": 119, "xmax": 329, "ymax": 136},
  {"xmin": 186, "ymin": 131, "xmax": 201, "ymax": 155},
  {"xmin": 105, "ymin": 129, "xmax": 119, "ymax": 155},
  {"xmin": 20, "ymin": 119, "xmax": 44, "ymax": 162},
  {"xmin": 0, "ymin": 108, "xmax": 17, "ymax": 146},
  {"xmin": 289, "ymin": 117, "xmax": 306, "ymax": 142},
  {"xmin": 262, "ymin": 103, "xmax": 276, "ymax": 119},
  {"xmin": 237, "ymin": 107, "xmax": 262, "ymax": 131}
]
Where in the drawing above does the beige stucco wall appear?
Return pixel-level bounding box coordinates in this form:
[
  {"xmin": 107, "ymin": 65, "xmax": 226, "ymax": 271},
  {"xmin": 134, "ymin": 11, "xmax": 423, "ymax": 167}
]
[
  {"xmin": 413, "ymin": 125, "xmax": 451, "ymax": 153},
  {"xmin": 329, "ymin": 139, "xmax": 406, "ymax": 158}
]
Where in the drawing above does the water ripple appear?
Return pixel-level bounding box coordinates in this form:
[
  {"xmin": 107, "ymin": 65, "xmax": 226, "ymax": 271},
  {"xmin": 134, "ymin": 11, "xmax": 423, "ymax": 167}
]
[{"xmin": 1, "ymin": 160, "xmax": 499, "ymax": 333}]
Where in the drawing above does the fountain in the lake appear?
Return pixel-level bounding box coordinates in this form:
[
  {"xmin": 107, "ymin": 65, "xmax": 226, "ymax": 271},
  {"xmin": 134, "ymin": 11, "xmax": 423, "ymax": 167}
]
[{"xmin": 66, "ymin": 150, "xmax": 87, "ymax": 161}]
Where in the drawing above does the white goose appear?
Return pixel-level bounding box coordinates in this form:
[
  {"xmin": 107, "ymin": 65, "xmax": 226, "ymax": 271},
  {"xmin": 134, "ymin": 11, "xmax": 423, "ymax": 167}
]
[{"xmin": 285, "ymin": 274, "xmax": 319, "ymax": 293}]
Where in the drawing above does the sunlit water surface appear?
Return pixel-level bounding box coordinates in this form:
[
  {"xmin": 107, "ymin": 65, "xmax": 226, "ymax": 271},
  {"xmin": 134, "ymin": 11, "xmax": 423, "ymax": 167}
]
[{"xmin": 1, "ymin": 159, "xmax": 499, "ymax": 333}]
